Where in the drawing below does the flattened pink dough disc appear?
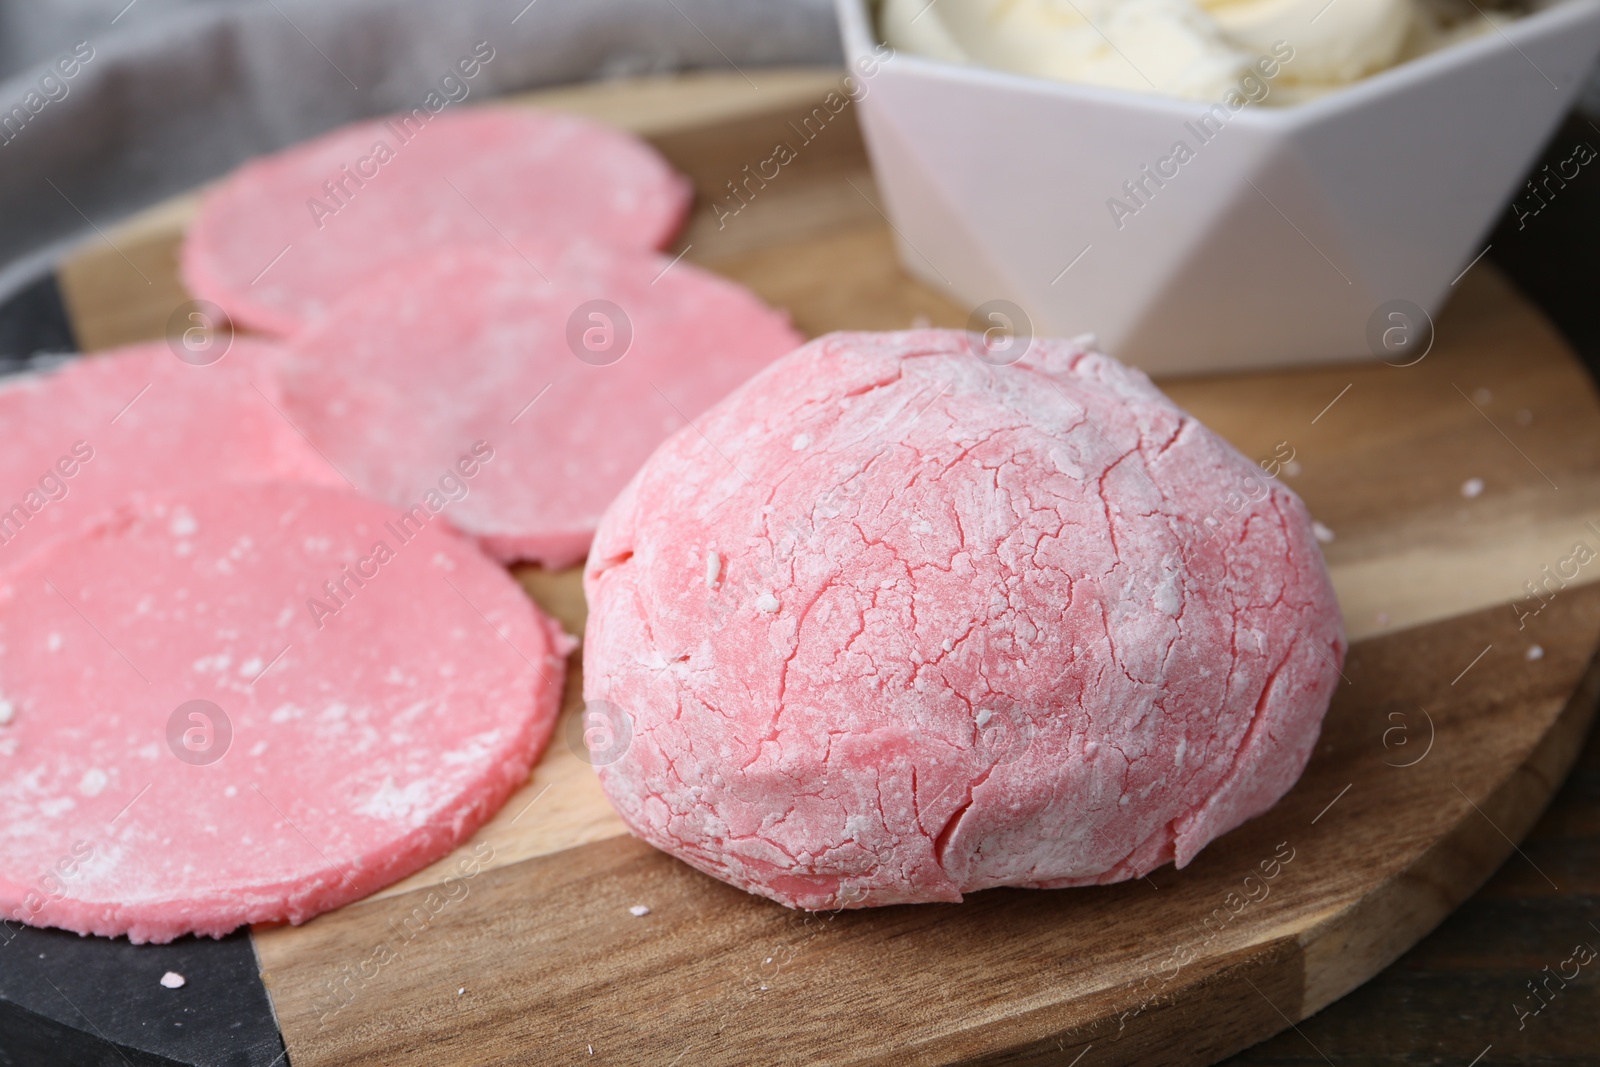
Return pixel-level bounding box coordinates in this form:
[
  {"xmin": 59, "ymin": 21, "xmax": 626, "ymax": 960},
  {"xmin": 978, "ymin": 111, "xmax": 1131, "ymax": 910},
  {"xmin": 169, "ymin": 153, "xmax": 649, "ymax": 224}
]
[
  {"xmin": 0, "ymin": 340, "xmax": 337, "ymax": 571},
  {"xmin": 0, "ymin": 483, "xmax": 567, "ymax": 943},
  {"xmin": 181, "ymin": 107, "xmax": 691, "ymax": 336},
  {"xmin": 281, "ymin": 244, "xmax": 803, "ymax": 568},
  {"xmin": 583, "ymin": 331, "xmax": 1345, "ymax": 910}
]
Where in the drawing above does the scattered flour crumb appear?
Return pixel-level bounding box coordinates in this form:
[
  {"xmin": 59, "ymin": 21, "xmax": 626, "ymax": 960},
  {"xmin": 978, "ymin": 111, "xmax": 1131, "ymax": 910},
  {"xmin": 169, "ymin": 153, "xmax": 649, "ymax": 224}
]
[
  {"xmin": 40, "ymin": 796, "xmax": 73, "ymax": 817},
  {"xmin": 458, "ymin": 987, "xmax": 465, "ymax": 995},
  {"xmin": 755, "ymin": 592, "xmax": 780, "ymax": 613},
  {"xmin": 1461, "ymin": 478, "xmax": 1484, "ymax": 499},
  {"xmin": 706, "ymin": 550, "xmax": 721, "ymax": 589},
  {"xmin": 1312, "ymin": 521, "xmax": 1335, "ymax": 544},
  {"xmin": 169, "ymin": 510, "xmax": 198, "ymax": 537},
  {"xmin": 160, "ymin": 971, "xmax": 185, "ymax": 989},
  {"xmin": 79, "ymin": 768, "xmax": 108, "ymax": 797},
  {"xmin": 791, "ymin": 434, "xmax": 811, "ymax": 451},
  {"xmin": 1527, "ymin": 644, "xmax": 1544, "ymax": 661},
  {"xmin": 1152, "ymin": 572, "xmax": 1181, "ymax": 616},
  {"xmin": 629, "ymin": 904, "xmax": 651, "ymax": 917},
  {"xmin": 0, "ymin": 699, "xmax": 12, "ymax": 726}
]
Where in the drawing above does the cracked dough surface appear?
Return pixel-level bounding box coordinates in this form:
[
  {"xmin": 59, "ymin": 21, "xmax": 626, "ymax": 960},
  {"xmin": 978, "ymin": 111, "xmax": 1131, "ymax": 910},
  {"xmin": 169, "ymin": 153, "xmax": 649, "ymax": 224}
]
[{"xmin": 583, "ymin": 330, "xmax": 1344, "ymax": 909}]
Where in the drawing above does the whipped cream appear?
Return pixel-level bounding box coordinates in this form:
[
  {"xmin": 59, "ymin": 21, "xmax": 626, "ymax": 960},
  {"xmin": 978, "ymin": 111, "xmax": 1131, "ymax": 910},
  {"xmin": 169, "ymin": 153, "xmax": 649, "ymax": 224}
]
[
  {"xmin": 1201, "ymin": 0, "xmax": 1411, "ymax": 82},
  {"xmin": 881, "ymin": 0, "xmax": 1510, "ymax": 102},
  {"xmin": 884, "ymin": 0, "xmax": 1254, "ymax": 99}
]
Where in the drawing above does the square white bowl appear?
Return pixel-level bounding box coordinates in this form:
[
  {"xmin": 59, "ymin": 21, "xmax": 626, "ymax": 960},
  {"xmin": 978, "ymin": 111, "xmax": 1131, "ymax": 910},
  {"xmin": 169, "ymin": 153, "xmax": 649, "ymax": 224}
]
[{"xmin": 836, "ymin": 0, "xmax": 1600, "ymax": 374}]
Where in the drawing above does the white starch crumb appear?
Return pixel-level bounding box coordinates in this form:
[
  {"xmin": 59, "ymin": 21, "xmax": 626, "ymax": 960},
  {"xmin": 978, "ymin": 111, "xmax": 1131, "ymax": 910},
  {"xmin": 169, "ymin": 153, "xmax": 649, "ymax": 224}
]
[
  {"xmin": 706, "ymin": 550, "xmax": 721, "ymax": 589},
  {"xmin": 160, "ymin": 972, "xmax": 185, "ymax": 989},
  {"xmin": 1312, "ymin": 521, "xmax": 1335, "ymax": 544},
  {"xmin": 629, "ymin": 904, "xmax": 650, "ymax": 917},
  {"xmin": 1461, "ymin": 478, "xmax": 1484, "ymax": 499},
  {"xmin": 755, "ymin": 592, "xmax": 780, "ymax": 613},
  {"xmin": 1527, "ymin": 645, "xmax": 1544, "ymax": 661}
]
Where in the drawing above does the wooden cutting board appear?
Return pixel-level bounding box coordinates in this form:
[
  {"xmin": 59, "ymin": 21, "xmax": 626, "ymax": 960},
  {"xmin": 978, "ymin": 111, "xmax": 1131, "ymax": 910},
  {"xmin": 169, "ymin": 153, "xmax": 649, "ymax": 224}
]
[{"xmin": 43, "ymin": 67, "xmax": 1600, "ymax": 1067}]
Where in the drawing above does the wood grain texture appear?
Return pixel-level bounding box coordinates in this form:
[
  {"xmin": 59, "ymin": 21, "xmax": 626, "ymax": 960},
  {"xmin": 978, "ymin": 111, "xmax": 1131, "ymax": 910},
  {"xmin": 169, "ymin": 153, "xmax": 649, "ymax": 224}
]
[
  {"xmin": 1225, "ymin": 673, "xmax": 1600, "ymax": 1065},
  {"xmin": 48, "ymin": 68, "xmax": 1600, "ymax": 1066},
  {"xmin": 249, "ymin": 585, "xmax": 1600, "ymax": 1067}
]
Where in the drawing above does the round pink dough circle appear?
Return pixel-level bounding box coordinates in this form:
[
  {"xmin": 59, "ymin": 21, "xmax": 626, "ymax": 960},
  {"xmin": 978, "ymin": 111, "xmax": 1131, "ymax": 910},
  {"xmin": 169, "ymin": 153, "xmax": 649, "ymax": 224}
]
[
  {"xmin": 0, "ymin": 482, "xmax": 567, "ymax": 943},
  {"xmin": 280, "ymin": 243, "xmax": 804, "ymax": 568},
  {"xmin": 181, "ymin": 106, "xmax": 691, "ymax": 336},
  {"xmin": 583, "ymin": 330, "xmax": 1345, "ymax": 910},
  {"xmin": 0, "ymin": 339, "xmax": 337, "ymax": 571}
]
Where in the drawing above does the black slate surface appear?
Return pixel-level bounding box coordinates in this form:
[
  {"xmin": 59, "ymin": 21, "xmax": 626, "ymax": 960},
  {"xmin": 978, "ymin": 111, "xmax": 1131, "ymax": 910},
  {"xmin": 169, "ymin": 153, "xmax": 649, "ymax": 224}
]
[
  {"xmin": 0, "ymin": 272, "xmax": 76, "ymax": 373},
  {"xmin": 0, "ymin": 924, "xmax": 285, "ymax": 1067}
]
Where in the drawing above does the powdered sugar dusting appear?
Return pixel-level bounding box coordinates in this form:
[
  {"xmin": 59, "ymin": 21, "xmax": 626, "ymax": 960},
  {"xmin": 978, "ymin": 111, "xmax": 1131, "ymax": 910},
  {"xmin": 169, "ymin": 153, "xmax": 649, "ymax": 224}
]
[{"xmin": 583, "ymin": 329, "xmax": 1344, "ymax": 910}]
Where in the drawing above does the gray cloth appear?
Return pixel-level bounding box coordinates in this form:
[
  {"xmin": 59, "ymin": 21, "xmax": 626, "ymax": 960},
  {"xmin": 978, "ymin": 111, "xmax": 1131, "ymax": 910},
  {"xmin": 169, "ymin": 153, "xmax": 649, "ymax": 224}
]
[{"xmin": 0, "ymin": 0, "xmax": 843, "ymax": 301}]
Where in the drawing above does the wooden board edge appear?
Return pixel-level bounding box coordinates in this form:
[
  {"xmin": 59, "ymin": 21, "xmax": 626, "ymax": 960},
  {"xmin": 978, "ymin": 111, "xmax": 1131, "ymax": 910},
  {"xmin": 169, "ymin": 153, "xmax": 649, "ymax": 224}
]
[
  {"xmin": 1294, "ymin": 638, "xmax": 1600, "ymax": 1016},
  {"xmin": 941, "ymin": 935, "xmax": 1308, "ymax": 1067},
  {"xmin": 249, "ymin": 585, "xmax": 1600, "ymax": 1067},
  {"xmin": 501, "ymin": 67, "xmax": 848, "ymax": 137}
]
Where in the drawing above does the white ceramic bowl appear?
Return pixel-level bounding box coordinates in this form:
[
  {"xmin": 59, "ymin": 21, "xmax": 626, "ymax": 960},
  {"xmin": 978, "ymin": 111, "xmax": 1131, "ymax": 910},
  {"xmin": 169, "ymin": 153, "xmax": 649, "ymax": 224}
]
[{"xmin": 836, "ymin": 0, "xmax": 1600, "ymax": 374}]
